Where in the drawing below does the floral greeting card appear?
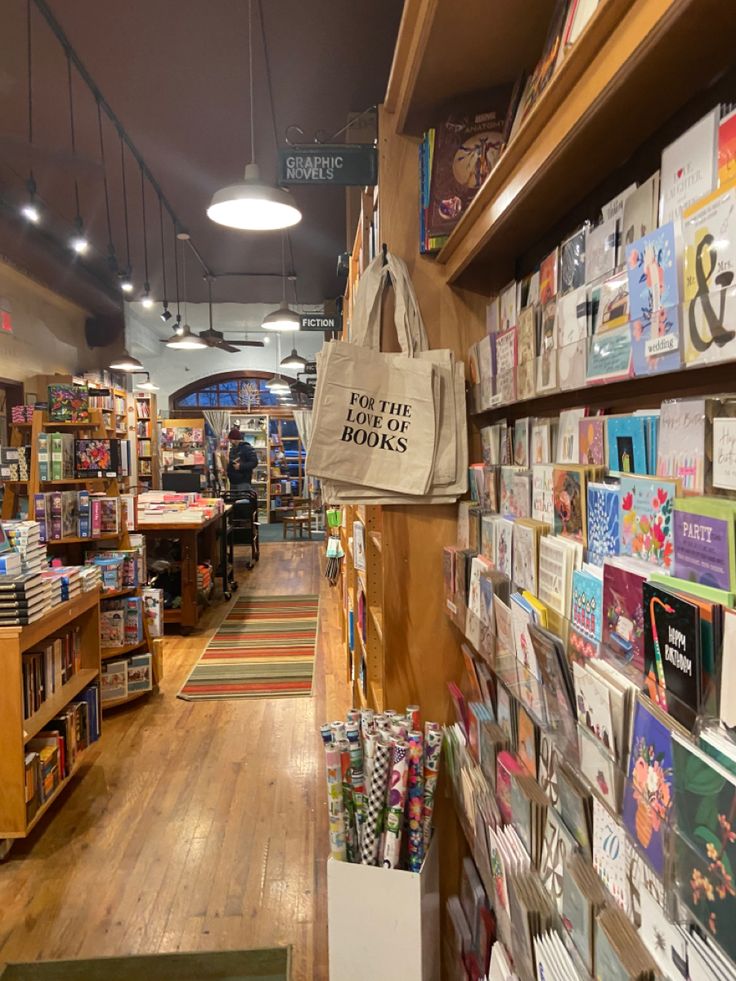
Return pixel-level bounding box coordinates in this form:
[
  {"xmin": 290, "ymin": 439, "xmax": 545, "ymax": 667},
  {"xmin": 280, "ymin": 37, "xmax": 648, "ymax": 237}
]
[
  {"xmin": 622, "ymin": 697, "xmax": 674, "ymax": 878},
  {"xmin": 619, "ymin": 475, "xmax": 678, "ymax": 569}
]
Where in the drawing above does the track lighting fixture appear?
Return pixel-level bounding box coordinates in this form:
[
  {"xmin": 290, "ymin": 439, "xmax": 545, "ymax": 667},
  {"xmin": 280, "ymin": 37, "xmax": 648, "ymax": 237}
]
[
  {"xmin": 109, "ymin": 350, "xmax": 144, "ymax": 371},
  {"xmin": 21, "ymin": 178, "xmax": 40, "ymax": 224},
  {"xmin": 22, "ymin": 8, "xmax": 40, "ymax": 225},
  {"xmin": 206, "ymin": 0, "xmax": 301, "ymax": 231},
  {"xmin": 70, "ymin": 216, "xmax": 89, "ymax": 255},
  {"xmin": 119, "ymin": 270, "xmax": 134, "ymax": 293},
  {"xmin": 160, "ymin": 303, "xmax": 172, "ymax": 322},
  {"xmin": 66, "ymin": 56, "xmax": 88, "ymax": 255}
]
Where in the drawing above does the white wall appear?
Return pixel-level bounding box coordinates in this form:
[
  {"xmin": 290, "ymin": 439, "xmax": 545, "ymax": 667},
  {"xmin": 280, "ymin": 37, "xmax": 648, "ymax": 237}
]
[{"xmin": 125, "ymin": 301, "xmax": 324, "ymax": 409}]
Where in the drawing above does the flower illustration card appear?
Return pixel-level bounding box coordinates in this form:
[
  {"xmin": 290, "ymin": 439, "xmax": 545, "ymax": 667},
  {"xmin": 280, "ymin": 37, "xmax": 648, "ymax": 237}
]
[
  {"xmin": 587, "ymin": 482, "xmax": 620, "ymax": 566},
  {"xmin": 622, "ymin": 696, "xmax": 675, "ymax": 878},
  {"xmin": 643, "ymin": 581, "xmax": 701, "ymax": 729},
  {"xmin": 619, "ymin": 474, "xmax": 678, "ymax": 570},
  {"xmin": 553, "ymin": 466, "xmax": 586, "ymax": 544},
  {"xmin": 602, "ymin": 559, "xmax": 647, "ymax": 674},
  {"xmin": 672, "ymin": 734, "xmax": 736, "ymax": 964},
  {"xmin": 625, "ymin": 222, "xmax": 682, "ymax": 376},
  {"xmin": 579, "ymin": 417, "xmax": 605, "ymax": 466}
]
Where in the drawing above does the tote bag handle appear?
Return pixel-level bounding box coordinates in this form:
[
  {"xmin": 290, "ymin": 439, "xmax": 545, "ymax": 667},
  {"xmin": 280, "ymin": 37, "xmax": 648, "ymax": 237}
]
[{"xmin": 350, "ymin": 251, "xmax": 429, "ymax": 356}]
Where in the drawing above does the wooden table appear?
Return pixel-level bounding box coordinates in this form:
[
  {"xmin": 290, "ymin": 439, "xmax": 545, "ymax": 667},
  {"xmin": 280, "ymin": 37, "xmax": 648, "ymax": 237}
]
[{"xmin": 136, "ymin": 511, "xmax": 227, "ymax": 632}]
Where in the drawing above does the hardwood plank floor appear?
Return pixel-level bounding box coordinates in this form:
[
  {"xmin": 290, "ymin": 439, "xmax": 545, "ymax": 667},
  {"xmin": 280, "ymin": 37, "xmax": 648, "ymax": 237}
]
[{"xmin": 0, "ymin": 541, "xmax": 349, "ymax": 980}]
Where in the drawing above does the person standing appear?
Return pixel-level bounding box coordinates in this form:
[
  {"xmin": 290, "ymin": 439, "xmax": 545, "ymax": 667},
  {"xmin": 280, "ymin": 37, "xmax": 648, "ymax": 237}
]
[{"xmin": 226, "ymin": 427, "xmax": 259, "ymax": 496}]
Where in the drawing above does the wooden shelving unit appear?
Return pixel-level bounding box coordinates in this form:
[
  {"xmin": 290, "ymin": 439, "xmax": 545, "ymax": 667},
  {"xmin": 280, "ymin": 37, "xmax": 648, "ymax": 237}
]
[
  {"xmin": 268, "ymin": 416, "xmax": 306, "ymax": 522},
  {"xmin": 231, "ymin": 413, "xmax": 269, "ymax": 522},
  {"xmin": 135, "ymin": 392, "xmax": 160, "ymax": 491},
  {"xmin": 0, "ymin": 588, "xmax": 101, "ymax": 838}
]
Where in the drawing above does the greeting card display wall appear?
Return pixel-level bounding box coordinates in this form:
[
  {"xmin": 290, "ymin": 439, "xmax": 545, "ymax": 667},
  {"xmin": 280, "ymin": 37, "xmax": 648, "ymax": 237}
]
[{"xmin": 160, "ymin": 418, "xmax": 206, "ymax": 482}]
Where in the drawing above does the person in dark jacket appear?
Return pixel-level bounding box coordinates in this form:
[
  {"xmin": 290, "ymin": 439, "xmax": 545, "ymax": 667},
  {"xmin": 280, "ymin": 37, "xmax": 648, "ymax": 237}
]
[{"xmin": 226, "ymin": 427, "xmax": 259, "ymax": 496}]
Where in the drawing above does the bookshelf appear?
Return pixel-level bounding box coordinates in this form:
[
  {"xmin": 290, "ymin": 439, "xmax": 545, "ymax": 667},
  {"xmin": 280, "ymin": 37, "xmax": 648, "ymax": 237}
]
[
  {"xmin": 268, "ymin": 416, "xmax": 306, "ymax": 520},
  {"xmin": 0, "ymin": 587, "xmax": 101, "ymax": 838},
  {"xmin": 232, "ymin": 413, "xmax": 270, "ymax": 522},
  {"xmin": 135, "ymin": 392, "xmax": 160, "ymax": 491}
]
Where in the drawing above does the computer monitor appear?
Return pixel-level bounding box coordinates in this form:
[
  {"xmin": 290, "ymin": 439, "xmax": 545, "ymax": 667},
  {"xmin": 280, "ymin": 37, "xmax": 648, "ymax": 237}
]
[{"xmin": 162, "ymin": 471, "xmax": 202, "ymax": 493}]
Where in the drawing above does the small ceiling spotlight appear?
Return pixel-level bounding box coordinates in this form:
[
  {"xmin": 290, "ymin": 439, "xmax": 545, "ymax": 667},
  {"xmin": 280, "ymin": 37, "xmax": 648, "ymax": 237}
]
[
  {"xmin": 160, "ymin": 302, "xmax": 172, "ymax": 322},
  {"xmin": 141, "ymin": 282, "xmax": 154, "ymax": 309},
  {"xmin": 119, "ymin": 269, "xmax": 134, "ymax": 293}
]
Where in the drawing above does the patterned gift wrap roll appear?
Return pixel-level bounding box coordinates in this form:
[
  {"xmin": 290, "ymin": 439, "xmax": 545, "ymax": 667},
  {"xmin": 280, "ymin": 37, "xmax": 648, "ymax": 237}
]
[
  {"xmin": 406, "ymin": 705, "xmax": 421, "ymax": 731},
  {"xmin": 363, "ymin": 730, "xmax": 376, "ymax": 796},
  {"xmin": 320, "ymin": 723, "xmax": 333, "ymax": 745},
  {"xmin": 421, "ymin": 726, "xmax": 443, "ymax": 851},
  {"xmin": 360, "ymin": 738, "xmax": 392, "ymax": 865},
  {"xmin": 381, "ymin": 739, "xmax": 410, "ymax": 869},
  {"xmin": 347, "ymin": 708, "xmax": 361, "ymax": 724},
  {"xmin": 324, "ymin": 743, "xmax": 347, "ymax": 861},
  {"xmin": 331, "ymin": 720, "xmax": 346, "ymax": 741},
  {"xmin": 390, "ymin": 721, "xmax": 409, "ymax": 739},
  {"xmin": 406, "ymin": 730, "xmax": 425, "ymax": 872},
  {"xmin": 346, "ymin": 724, "xmax": 366, "ymax": 843},
  {"xmin": 339, "ymin": 739, "xmax": 359, "ymax": 862}
]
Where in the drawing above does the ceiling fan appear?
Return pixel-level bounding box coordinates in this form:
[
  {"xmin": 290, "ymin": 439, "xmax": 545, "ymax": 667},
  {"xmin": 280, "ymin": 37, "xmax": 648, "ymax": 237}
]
[{"xmin": 197, "ymin": 284, "xmax": 264, "ymax": 352}]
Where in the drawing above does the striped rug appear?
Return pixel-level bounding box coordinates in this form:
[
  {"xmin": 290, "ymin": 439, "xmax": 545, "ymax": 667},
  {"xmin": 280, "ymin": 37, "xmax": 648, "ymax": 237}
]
[{"xmin": 178, "ymin": 594, "xmax": 318, "ymax": 700}]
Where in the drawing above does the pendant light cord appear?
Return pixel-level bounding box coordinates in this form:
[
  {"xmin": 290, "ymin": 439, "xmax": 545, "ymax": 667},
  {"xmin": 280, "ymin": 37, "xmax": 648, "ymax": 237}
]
[
  {"xmin": 140, "ymin": 165, "xmax": 150, "ymax": 287},
  {"xmin": 66, "ymin": 54, "xmax": 81, "ymax": 220},
  {"xmin": 120, "ymin": 135, "xmax": 132, "ymax": 271},
  {"xmin": 159, "ymin": 195, "xmax": 168, "ymax": 305},
  {"xmin": 26, "ymin": 0, "xmax": 34, "ymax": 186},
  {"xmin": 281, "ymin": 233, "xmax": 286, "ymax": 304},
  {"xmin": 248, "ymin": 0, "xmax": 255, "ymax": 166},
  {"xmin": 182, "ymin": 242, "xmax": 188, "ymax": 323},
  {"xmin": 97, "ymin": 99, "xmax": 116, "ymax": 268},
  {"xmin": 173, "ymin": 221, "xmax": 181, "ymax": 317}
]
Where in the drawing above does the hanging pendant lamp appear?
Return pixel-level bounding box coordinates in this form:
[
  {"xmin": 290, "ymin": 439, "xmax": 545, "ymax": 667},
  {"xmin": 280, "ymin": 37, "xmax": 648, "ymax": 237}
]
[
  {"xmin": 280, "ymin": 348, "xmax": 307, "ymax": 370},
  {"xmin": 207, "ymin": 0, "xmax": 301, "ymax": 231},
  {"xmin": 262, "ymin": 234, "xmax": 301, "ymax": 330},
  {"xmin": 163, "ymin": 240, "xmax": 206, "ymax": 349}
]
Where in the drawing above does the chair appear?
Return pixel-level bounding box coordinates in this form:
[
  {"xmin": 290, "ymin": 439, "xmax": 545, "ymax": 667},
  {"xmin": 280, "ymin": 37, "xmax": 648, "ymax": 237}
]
[{"xmin": 282, "ymin": 496, "xmax": 312, "ymax": 540}]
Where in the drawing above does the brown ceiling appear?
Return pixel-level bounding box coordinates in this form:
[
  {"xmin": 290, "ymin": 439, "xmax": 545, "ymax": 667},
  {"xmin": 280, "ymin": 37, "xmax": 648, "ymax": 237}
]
[{"xmin": 0, "ymin": 0, "xmax": 402, "ymax": 313}]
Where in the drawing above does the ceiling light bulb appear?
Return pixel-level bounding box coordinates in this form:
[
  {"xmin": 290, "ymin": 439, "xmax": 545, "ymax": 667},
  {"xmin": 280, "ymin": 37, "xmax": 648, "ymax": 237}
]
[
  {"xmin": 280, "ymin": 348, "xmax": 307, "ymax": 370},
  {"xmin": 109, "ymin": 351, "xmax": 145, "ymax": 371},
  {"xmin": 165, "ymin": 323, "xmax": 207, "ymax": 350},
  {"xmin": 267, "ymin": 375, "xmax": 291, "ymax": 392},
  {"xmin": 119, "ymin": 271, "xmax": 134, "ymax": 293},
  {"xmin": 160, "ymin": 304, "xmax": 172, "ymax": 322},
  {"xmin": 262, "ymin": 303, "xmax": 301, "ymax": 331},
  {"xmin": 207, "ymin": 163, "xmax": 301, "ymax": 231},
  {"xmin": 141, "ymin": 295, "xmax": 154, "ymax": 309},
  {"xmin": 21, "ymin": 202, "xmax": 40, "ymax": 224},
  {"xmin": 70, "ymin": 234, "xmax": 89, "ymax": 255}
]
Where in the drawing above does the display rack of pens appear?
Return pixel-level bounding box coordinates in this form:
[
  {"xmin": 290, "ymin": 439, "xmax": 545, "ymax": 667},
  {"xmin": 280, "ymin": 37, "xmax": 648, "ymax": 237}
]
[{"xmin": 320, "ymin": 706, "xmax": 442, "ymax": 870}]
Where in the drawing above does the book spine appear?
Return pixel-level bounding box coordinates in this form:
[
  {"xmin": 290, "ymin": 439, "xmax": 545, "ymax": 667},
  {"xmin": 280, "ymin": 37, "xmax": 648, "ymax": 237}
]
[
  {"xmin": 34, "ymin": 493, "xmax": 48, "ymax": 542},
  {"xmin": 37, "ymin": 433, "xmax": 49, "ymax": 482},
  {"xmin": 50, "ymin": 434, "xmax": 61, "ymax": 481},
  {"xmin": 91, "ymin": 499, "xmax": 102, "ymax": 537},
  {"xmin": 50, "ymin": 491, "xmax": 62, "ymax": 541},
  {"xmin": 78, "ymin": 491, "xmax": 90, "ymax": 538}
]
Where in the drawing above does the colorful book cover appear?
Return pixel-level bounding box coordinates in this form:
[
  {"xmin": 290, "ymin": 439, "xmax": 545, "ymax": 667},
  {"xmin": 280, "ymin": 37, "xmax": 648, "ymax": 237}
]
[
  {"xmin": 75, "ymin": 439, "xmax": 113, "ymax": 474},
  {"xmin": 673, "ymin": 497, "xmax": 736, "ymax": 591},
  {"xmin": 602, "ymin": 561, "xmax": 647, "ymax": 674},
  {"xmin": 621, "ymin": 697, "xmax": 675, "ymax": 878},
  {"xmin": 572, "ymin": 568, "xmax": 604, "ymax": 643},
  {"xmin": 47, "ymin": 383, "xmax": 90, "ymax": 423},
  {"xmin": 578, "ymin": 417, "xmax": 605, "ymax": 467},
  {"xmin": 553, "ymin": 466, "xmax": 586, "ymax": 544},
  {"xmin": 682, "ymin": 181, "xmax": 736, "ymax": 367},
  {"xmin": 619, "ymin": 475, "xmax": 678, "ymax": 569},
  {"xmin": 671, "ymin": 734, "xmax": 736, "ymax": 963},
  {"xmin": 659, "ymin": 107, "xmax": 719, "ymax": 224},
  {"xmin": 625, "ymin": 222, "xmax": 682, "ymax": 376},
  {"xmin": 606, "ymin": 416, "xmax": 648, "ymax": 474},
  {"xmin": 643, "ymin": 581, "xmax": 701, "ymax": 728}
]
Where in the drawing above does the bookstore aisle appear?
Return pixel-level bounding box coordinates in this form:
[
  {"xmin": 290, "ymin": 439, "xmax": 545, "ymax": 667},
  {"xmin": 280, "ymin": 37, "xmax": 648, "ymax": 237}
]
[{"xmin": 0, "ymin": 541, "xmax": 341, "ymax": 981}]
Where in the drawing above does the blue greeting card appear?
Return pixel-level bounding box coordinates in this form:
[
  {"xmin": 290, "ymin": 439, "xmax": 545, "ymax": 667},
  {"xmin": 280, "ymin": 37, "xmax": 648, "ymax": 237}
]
[
  {"xmin": 625, "ymin": 222, "xmax": 682, "ymax": 376},
  {"xmin": 572, "ymin": 569, "xmax": 604, "ymax": 643},
  {"xmin": 587, "ymin": 483, "xmax": 620, "ymax": 566},
  {"xmin": 606, "ymin": 416, "xmax": 649, "ymax": 474},
  {"xmin": 622, "ymin": 697, "xmax": 674, "ymax": 878}
]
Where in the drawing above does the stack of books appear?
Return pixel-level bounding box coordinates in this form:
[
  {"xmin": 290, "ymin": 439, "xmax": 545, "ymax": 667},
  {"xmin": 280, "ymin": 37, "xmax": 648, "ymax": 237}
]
[
  {"xmin": 78, "ymin": 565, "xmax": 102, "ymax": 592},
  {"xmin": 0, "ymin": 573, "xmax": 51, "ymax": 625},
  {"xmin": 41, "ymin": 566, "xmax": 82, "ymax": 605},
  {"xmin": 2, "ymin": 520, "xmax": 46, "ymax": 575}
]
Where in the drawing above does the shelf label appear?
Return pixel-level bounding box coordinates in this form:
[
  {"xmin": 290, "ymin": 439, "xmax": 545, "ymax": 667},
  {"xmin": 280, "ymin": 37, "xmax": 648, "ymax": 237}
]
[{"xmin": 278, "ymin": 144, "xmax": 377, "ymax": 186}]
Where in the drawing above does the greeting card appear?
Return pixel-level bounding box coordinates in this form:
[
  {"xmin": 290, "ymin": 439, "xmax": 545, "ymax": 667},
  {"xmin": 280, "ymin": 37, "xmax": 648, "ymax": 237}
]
[
  {"xmin": 532, "ymin": 463, "xmax": 554, "ymax": 526},
  {"xmin": 578, "ymin": 417, "xmax": 605, "ymax": 467},
  {"xmin": 495, "ymin": 326, "xmax": 518, "ymax": 402},
  {"xmin": 619, "ymin": 474, "xmax": 678, "ymax": 569},
  {"xmin": 643, "ymin": 581, "xmax": 701, "ymax": 728},
  {"xmin": 572, "ymin": 568, "xmax": 604, "ymax": 643},
  {"xmin": 517, "ymin": 306, "xmax": 537, "ymax": 401},
  {"xmin": 673, "ymin": 497, "xmax": 736, "ymax": 591},
  {"xmin": 586, "ymin": 482, "xmax": 620, "ymax": 566},
  {"xmin": 535, "ymin": 298, "xmax": 558, "ymax": 393},
  {"xmin": 513, "ymin": 418, "xmax": 530, "ymax": 468},
  {"xmin": 606, "ymin": 416, "xmax": 649, "ymax": 474},
  {"xmin": 557, "ymin": 288, "xmax": 588, "ymax": 391},
  {"xmin": 659, "ymin": 107, "xmax": 719, "ymax": 224},
  {"xmin": 530, "ymin": 421, "xmax": 552, "ymax": 466},
  {"xmin": 495, "ymin": 519, "xmax": 514, "ymax": 579},
  {"xmin": 539, "ymin": 247, "xmax": 559, "ymax": 303},
  {"xmin": 499, "ymin": 280, "xmax": 518, "ymax": 332},
  {"xmin": 496, "ymin": 750, "xmax": 524, "ymax": 824},
  {"xmin": 540, "ymin": 806, "xmax": 577, "ymax": 914},
  {"xmin": 553, "ymin": 466, "xmax": 586, "ymax": 544},
  {"xmin": 625, "ymin": 222, "xmax": 682, "ymax": 376},
  {"xmin": 586, "ymin": 216, "xmax": 619, "ymax": 281},
  {"xmin": 560, "ymin": 226, "xmax": 587, "ymax": 295},
  {"xmin": 592, "ymin": 798, "xmax": 629, "ymax": 911},
  {"xmin": 602, "ymin": 560, "xmax": 647, "ymax": 674}
]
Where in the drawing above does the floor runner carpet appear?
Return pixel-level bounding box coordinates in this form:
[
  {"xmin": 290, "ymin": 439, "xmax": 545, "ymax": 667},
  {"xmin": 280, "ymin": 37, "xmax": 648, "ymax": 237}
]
[{"xmin": 178, "ymin": 594, "xmax": 318, "ymax": 700}]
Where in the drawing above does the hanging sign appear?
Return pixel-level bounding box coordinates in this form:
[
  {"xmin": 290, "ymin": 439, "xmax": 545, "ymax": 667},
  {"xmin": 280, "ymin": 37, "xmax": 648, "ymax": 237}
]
[
  {"xmin": 279, "ymin": 145, "xmax": 377, "ymax": 186},
  {"xmin": 300, "ymin": 313, "xmax": 342, "ymax": 332}
]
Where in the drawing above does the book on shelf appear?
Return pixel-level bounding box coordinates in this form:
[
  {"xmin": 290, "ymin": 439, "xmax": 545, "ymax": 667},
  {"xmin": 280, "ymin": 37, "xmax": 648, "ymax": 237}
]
[{"xmin": 47, "ymin": 383, "xmax": 90, "ymax": 423}]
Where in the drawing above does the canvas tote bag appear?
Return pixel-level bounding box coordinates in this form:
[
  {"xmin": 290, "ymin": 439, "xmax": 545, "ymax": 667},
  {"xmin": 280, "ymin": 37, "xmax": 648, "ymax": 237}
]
[{"xmin": 307, "ymin": 254, "xmax": 439, "ymax": 496}]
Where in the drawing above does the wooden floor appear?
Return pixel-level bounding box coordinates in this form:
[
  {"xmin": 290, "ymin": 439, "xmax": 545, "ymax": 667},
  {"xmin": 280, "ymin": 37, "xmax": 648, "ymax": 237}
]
[{"xmin": 0, "ymin": 541, "xmax": 349, "ymax": 980}]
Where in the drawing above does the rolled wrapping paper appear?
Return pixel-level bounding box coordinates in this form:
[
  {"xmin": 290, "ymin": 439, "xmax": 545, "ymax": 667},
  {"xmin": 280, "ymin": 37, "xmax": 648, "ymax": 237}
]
[
  {"xmin": 381, "ymin": 739, "xmax": 410, "ymax": 869},
  {"xmin": 363, "ymin": 730, "xmax": 376, "ymax": 795},
  {"xmin": 360, "ymin": 738, "xmax": 392, "ymax": 865},
  {"xmin": 390, "ymin": 722, "xmax": 409, "ymax": 739},
  {"xmin": 323, "ymin": 743, "xmax": 347, "ymax": 861},
  {"xmin": 319, "ymin": 723, "xmax": 333, "ymax": 745},
  {"xmin": 346, "ymin": 724, "xmax": 366, "ymax": 843},
  {"xmin": 339, "ymin": 739, "xmax": 359, "ymax": 862},
  {"xmin": 406, "ymin": 730, "xmax": 425, "ymax": 872},
  {"xmin": 422, "ymin": 727, "xmax": 443, "ymax": 851},
  {"xmin": 406, "ymin": 705, "xmax": 421, "ymax": 731},
  {"xmin": 347, "ymin": 708, "xmax": 362, "ymax": 724},
  {"xmin": 331, "ymin": 721, "xmax": 346, "ymax": 741}
]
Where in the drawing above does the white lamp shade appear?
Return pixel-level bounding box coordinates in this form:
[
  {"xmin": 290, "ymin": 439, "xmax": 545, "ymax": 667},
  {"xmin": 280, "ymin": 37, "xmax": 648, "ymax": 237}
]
[
  {"xmin": 165, "ymin": 323, "xmax": 207, "ymax": 350},
  {"xmin": 280, "ymin": 348, "xmax": 307, "ymax": 369},
  {"xmin": 110, "ymin": 352, "xmax": 144, "ymax": 371},
  {"xmin": 137, "ymin": 380, "xmax": 160, "ymax": 391},
  {"xmin": 207, "ymin": 163, "xmax": 301, "ymax": 231},
  {"xmin": 262, "ymin": 304, "xmax": 301, "ymax": 331}
]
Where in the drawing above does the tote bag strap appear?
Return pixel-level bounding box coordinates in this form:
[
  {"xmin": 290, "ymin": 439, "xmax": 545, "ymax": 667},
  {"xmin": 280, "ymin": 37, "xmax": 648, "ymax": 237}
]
[{"xmin": 351, "ymin": 252, "xmax": 429, "ymax": 355}]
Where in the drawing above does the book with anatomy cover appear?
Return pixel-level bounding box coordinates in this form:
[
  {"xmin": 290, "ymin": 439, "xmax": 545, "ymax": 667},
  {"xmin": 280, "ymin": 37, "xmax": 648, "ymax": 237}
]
[
  {"xmin": 682, "ymin": 181, "xmax": 736, "ymax": 367},
  {"xmin": 643, "ymin": 581, "xmax": 701, "ymax": 727},
  {"xmin": 659, "ymin": 107, "xmax": 719, "ymax": 224},
  {"xmin": 619, "ymin": 474, "xmax": 678, "ymax": 570},
  {"xmin": 625, "ymin": 222, "xmax": 682, "ymax": 376},
  {"xmin": 427, "ymin": 94, "xmax": 511, "ymax": 239}
]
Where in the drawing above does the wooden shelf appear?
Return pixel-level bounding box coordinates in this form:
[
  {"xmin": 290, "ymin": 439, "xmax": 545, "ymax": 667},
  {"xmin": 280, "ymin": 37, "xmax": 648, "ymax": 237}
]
[
  {"xmin": 101, "ymin": 640, "xmax": 146, "ymax": 660},
  {"xmin": 384, "ymin": 0, "xmax": 558, "ymax": 137},
  {"xmin": 40, "ymin": 478, "xmax": 110, "ymax": 485},
  {"xmin": 436, "ymin": 0, "xmax": 736, "ymax": 291},
  {"xmin": 42, "ymin": 420, "xmax": 98, "ymax": 428},
  {"xmin": 100, "ymin": 587, "xmax": 138, "ymax": 599},
  {"xmin": 164, "ymin": 608, "xmax": 182, "ymax": 623},
  {"xmin": 0, "ymin": 589, "xmax": 100, "ymax": 653},
  {"xmin": 46, "ymin": 532, "xmax": 121, "ymax": 546},
  {"xmin": 101, "ymin": 687, "xmax": 154, "ymax": 711},
  {"xmin": 24, "ymin": 668, "xmax": 99, "ymax": 743},
  {"xmin": 23, "ymin": 754, "xmax": 87, "ymax": 837},
  {"xmin": 369, "ymin": 606, "xmax": 384, "ymax": 643}
]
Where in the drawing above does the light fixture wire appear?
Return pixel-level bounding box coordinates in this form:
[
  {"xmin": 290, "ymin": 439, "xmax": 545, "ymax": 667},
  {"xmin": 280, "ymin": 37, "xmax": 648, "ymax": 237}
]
[
  {"xmin": 158, "ymin": 194, "xmax": 168, "ymax": 306},
  {"xmin": 96, "ymin": 98, "xmax": 116, "ymax": 270},
  {"xmin": 173, "ymin": 219, "xmax": 181, "ymax": 318},
  {"xmin": 65, "ymin": 53, "xmax": 81, "ymax": 223},
  {"xmin": 140, "ymin": 163, "xmax": 150, "ymax": 290},
  {"xmin": 26, "ymin": 0, "xmax": 34, "ymax": 188},
  {"xmin": 119, "ymin": 132, "xmax": 132, "ymax": 274},
  {"xmin": 248, "ymin": 0, "xmax": 255, "ymax": 166}
]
